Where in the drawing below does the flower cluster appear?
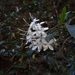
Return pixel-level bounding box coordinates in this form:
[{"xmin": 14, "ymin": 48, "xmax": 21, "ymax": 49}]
[{"xmin": 26, "ymin": 18, "xmax": 56, "ymax": 52}]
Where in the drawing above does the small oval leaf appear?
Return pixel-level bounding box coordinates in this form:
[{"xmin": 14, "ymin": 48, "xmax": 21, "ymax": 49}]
[
  {"xmin": 59, "ymin": 6, "xmax": 66, "ymax": 24},
  {"xmin": 66, "ymin": 24, "xmax": 75, "ymax": 38}
]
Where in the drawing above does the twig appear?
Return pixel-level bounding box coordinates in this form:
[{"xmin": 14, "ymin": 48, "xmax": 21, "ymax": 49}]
[
  {"xmin": 18, "ymin": 28, "xmax": 26, "ymax": 32},
  {"xmin": 4, "ymin": 65, "xmax": 14, "ymax": 75},
  {"xmin": 61, "ymin": 36, "xmax": 72, "ymax": 50},
  {"xmin": 52, "ymin": 0, "xmax": 58, "ymax": 17},
  {"xmin": 29, "ymin": 12, "xmax": 34, "ymax": 20},
  {"xmin": 16, "ymin": 69, "xmax": 19, "ymax": 75},
  {"xmin": 23, "ymin": 18, "xmax": 29, "ymax": 26}
]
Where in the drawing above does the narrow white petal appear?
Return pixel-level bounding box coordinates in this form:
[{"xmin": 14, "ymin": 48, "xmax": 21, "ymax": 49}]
[
  {"xmin": 29, "ymin": 44, "xmax": 33, "ymax": 48},
  {"xmin": 33, "ymin": 18, "xmax": 39, "ymax": 22},
  {"xmin": 29, "ymin": 22, "xmax": 35, "ymax": 28},
  {"xmin": 32, "ymin": 41, "xmax": 37, "ymax": 45},
  {"xmin": 49, "ymin": 45, "xmax": 54, "ymax": 50},
  {"xmin": 42, "ymin": 39, "xmax": 47, "ymax": 45},
  {"xmin": 53, "ymin": 38, "xmax": 57, "ymax": 42},
  {"xmin": 26, "ymin": 36, "xmax": 31, "ymax": 40},
  {"xmin": 42, "ymin": 32, "xmax": 47, "ymax": 37},
  {"xmin": 43, "ymin": 45, "xmax": 48, "ymax": 51},
  {"xmin": 32, "ymin": 32, "xmax": 37, "ymax": 35},
  {"xmin": 43, "ymin": 27, "xmax": 49, "ymax": 31},
  {"xmin": 29, "ymin": 41, "xmax": 37, "ymax": 48},
  {"xmin": 32, "ymin": 46, "xmax": 37, "ymax": 50},
  {"xmin": 40, "ymin": 22, "xmax": 44, "ymax": 25},
  {"xmin": 49, "ymin": 39, "xmax": 54, "ymax": 44},
  {"xmin": 37, "ymin": 46, "xmax": 41, "ymax": 52},
  {"xmin": 27, "ymin": 39, "xmax": 32, "ymax": 43}
]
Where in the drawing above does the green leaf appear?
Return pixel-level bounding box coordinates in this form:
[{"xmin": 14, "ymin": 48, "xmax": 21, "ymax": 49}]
[
  {"xmin": 66, "ymin": 24, "xmax": 75, "ymax": 38},
  {"xmin": 59, "ymin": 6, "xmax": 66, "ymax": 24}
]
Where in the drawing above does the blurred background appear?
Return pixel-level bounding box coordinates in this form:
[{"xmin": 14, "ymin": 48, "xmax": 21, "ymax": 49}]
[{"xmin": 0, "ymin": 0, "xmax": 75, "ymax": 75}]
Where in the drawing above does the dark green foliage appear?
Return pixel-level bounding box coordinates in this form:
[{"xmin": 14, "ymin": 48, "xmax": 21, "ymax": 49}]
[
  {"xmin": 59, "ymin": 6, "xmax": 66, "ymax": 25},
  {"xmin": 66, "ymin": 17, "xmax": 75, "ymax": 38}
]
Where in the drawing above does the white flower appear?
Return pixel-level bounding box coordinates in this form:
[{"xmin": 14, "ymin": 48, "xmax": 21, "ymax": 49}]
[
  {"xmin": 42, "ymin": 38, "xmax": 57, "ymax": 51},
  {"xmin": 29, "ymin": 39, "xmax": 42, "ymax": 52},
  {"xmin": 29, "ymin": 38, "xmax": 57, "ymax": 52},
  {"xmin": 42, "ymin": 39, "xmax": 53, "ymax": 51},
  {"xmin": 25, "ymin": 18, "xmax": 57, "ymax": 52},
  {"xmin": 26, "ymin": 18, "xmax": 48, "ymax": 43}
]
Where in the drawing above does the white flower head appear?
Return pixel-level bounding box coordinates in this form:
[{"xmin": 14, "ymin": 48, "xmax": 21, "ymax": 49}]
[
  {"xmin": 26, "ymin": 18, "xmax": 57, "ymax": 52},
  {"xmin": 42, "ymin": 39, "xmax": 54, "ymax": 51},
  {"xmin": 30, "ymin": 39, "xmax": 43, "ymax": 52}
]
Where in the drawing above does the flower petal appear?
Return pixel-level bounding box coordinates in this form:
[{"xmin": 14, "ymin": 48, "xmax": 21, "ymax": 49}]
[
  {"xmin": 49, "ymin": 39, "xmax": 54, "ymax": 44},
  {"xmin": 40, "ymin": 22, "xmax": 44, "ymax": 25},
  {"xmin": 32, "ymin": 46, "xmax": 37, "ymax": 50},
  {"xmin": 43, "ymin": 27, "xmax": 49, "ymax": 31},
  {"xmin": 42, "ymin": 39, "xmax": 47, "ymax": 45},
  {"xmin": 48, "ymin": 45, "xmax": 54, "ymax": 50},
  {"xmin": 43, "ymin": 45, "xmax": 48, "ymax": 51},
  {"xmin": 37, "ymin": 46, "xmax": 42, "ymax": 52}
]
